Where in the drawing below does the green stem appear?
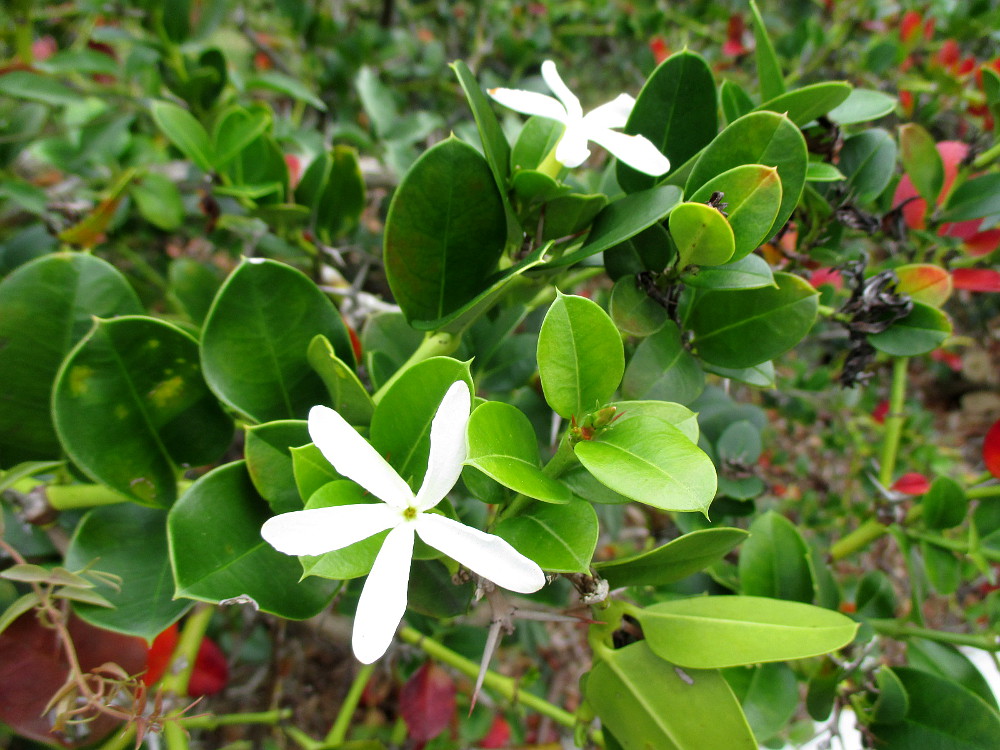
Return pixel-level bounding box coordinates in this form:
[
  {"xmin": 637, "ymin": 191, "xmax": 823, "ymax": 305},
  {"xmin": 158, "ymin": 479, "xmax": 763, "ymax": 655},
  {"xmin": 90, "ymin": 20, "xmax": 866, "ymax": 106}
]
[
  {"xmin": 371, "ymin": 331, "xmax": 460, "ymax": 405},
  {"xmin": 180, "ymin": 709, "xmax": 291, "ymax": 730},
  {"xmin": 324, "ymin": 663, "xmax": 375, "ymax": 745},
  {"xmin": 879, "ymin": 357, "xmax": 909, "ymax": 488},
  {"xmin": 905, "ymin": 528, "xmax": 1000, "ymax": 562},
  {"xmin": 163, "ymin": 721, "xmax": 189, "ymax": 750},
  {"xmin": 968, "ymin": 484, "xmax": 1000, "ymax": 500},
  {"xmin": 397, "ymin": 626, "xmax": 591, "ymax": 740},
  {"xmin": 869, "ymin": 619, "xmax": 1000, "ymax": 651},
  {"xmin": 830, "ymin": 518, "xmax": 888, "ymax": 560},
  {"xmin": 161, "ymin": 604, "xmax": 215, "ymax": 697},
  {"xmin": 45, "ymin": 484, "xmax": 129, "ymax": 510},
  {"xmin": 973, "ymin": 140, "xmax": 1000, "ymax": 170},
  {"xmin": 95, "ymin": 726, "xmax": 135, "ymax": 750}
]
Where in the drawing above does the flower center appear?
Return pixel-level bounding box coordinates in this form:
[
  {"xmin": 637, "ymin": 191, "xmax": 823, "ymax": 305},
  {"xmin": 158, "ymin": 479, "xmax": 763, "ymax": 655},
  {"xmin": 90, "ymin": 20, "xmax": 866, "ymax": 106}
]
[{"xmin": 402, "ymin": 506, "xmax": 418, "ymax": 521}]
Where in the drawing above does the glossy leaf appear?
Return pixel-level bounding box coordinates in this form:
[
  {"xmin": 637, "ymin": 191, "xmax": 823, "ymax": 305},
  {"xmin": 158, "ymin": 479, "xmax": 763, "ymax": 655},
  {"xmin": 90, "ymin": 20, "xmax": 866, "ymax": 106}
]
[
  {"xmin": 689, "ymin": 272, "xmax": 819, "ymax": 368},
  {"xmin": 738, "ymin": 511, "xmax": 814, "ymax": 602},
  {"xmin": 681, "ymin": 253, "xmax": 775, "ymax": 290},
  {"xmin": 609, "ymin": 276, "xmax": 670, "ymax": 336},
  {"xmin": 907, "ymin": 639, "xmax": 998, "ymax": 710},
  {"xmin": 604, "ymin": 223, "xmax": 674, "ymax": 279},
  {"xmin": 622, "ymin": 322, "xmax": 705, "ymax": 406},
  {"xmin": 724, "ymin": 663, "xmax": 799, "ymax": 742},
  {"xmin": 586, "ymin": 641, "xmax": 757, "ymax": 750},
  {"xmin": 169, "ymin": 461, "xmax": 338, "ymax": 618},
  {"xmin": 149, "ymin": 100, "xmax": 214, "ymax": 172},
  {"xmin": 921, "ymin": 477, "xmax": 967, "ymax": 530},
  {"xmin": 384, "ymin": 137, "xmax": 507, "ymax": 323},
  {"xmin": 827, "ymin": 88, "xmax": 896, "ymax": 124},
  {"xmin": 53, "ymin": 316, "xmax": 232, "ymax": 507},
  {"xmin": 290, "ymin": 442, "xmax": 340, "ymax": 502},
  {"xmin": 245, "ymin": 420, "xmax": 310, "ymax": 515},
  {"xmin": 686, "ymin": 111, "xmax": 807, "ymax": 240},
  {"xmin": 307, "ymin": 335, "xmax": 373, "ymax": 426},
  {"xmin": 754, "ymin": 82, "xmax": 852, "ymax": 126},
  {"xmin": 617, "ymin": 50, "xmax": 718, "ymax": 193},
  {"xmin": 130, "ymin": 173, "xmax": 184, "ymax": 231},
  {"xmin": 894, "ymin": 263, "xmax": 952, "ymax": 307},
  {"xmin": 451, "ymin": 60, "xmax": 511, "ymax": 192},
  {"xmin": 593, "ymin": 527, "xmax": 748, "ymax": 587},
  {"xmin": 510, "ymin": 116, "xmax": 565, "ymax": 173},
  {"xmin": 868, "ymin": 667, "xmax": 1000, "ymax": 749},
  {"xmin": 613, "ymin": 401, "xmax": 701, "ymax": 444},
  {"xmin": 637, "ymin": 595, "xmax": 857, "ymax": 669},
  {"xmin": 899, "ymin": 123, "xmax": 944, "ymax": 204},
  {"xmin": 575, "ymin": 416, "xmax": 716, "ymax": 513},
  {"xmin": 720, "ymin": 80, "xmax": 754, "ymax": 125},
  {"xmin": 669, "ymin": 201, "xmax": 735, "ymax": 268},
  {"xmin": 543, "ymin": 184, "xmax": 683, "ymax": 269},
  {"xmin": 541, "ymin": 193, "xmax": 608, "ymax": 241},
  {"xmin": 839, "ymin": 129, "xmax": 897, "ymax": 202},
  {"xmin": 689, "ymin": 165, "xmax": 782, "ymax": 261},
  {"xmin": 868, "ymin": 301, "xmax": 951, "ymax": 356},
  {"xmin": 65, "ymin": 504, "xmax": 190, "ymax": 641},
  {"xmin": 466, "ymin": 401, "xmax": 571, "ymax": 504},
  {"xmin": 537, "ymin": 293, "xmax": 624, "ymax": 419},
  {"xmin": 315, "ymin": 145, "xmax": 366, "ymax": 242},
  {"xmin": 201, "ymin": 258, "xmax": 355, "ymax": 423},
  {"xmin": 0, "ymin": 253, "xmax": 142, "ymax": 465},
  {"xmin": 493, "ymin": 500, "xmax": 598, "ymax": 573}
]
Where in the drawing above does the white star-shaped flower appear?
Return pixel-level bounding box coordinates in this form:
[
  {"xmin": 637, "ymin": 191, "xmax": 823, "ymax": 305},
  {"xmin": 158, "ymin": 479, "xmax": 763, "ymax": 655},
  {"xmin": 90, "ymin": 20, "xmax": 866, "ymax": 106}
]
[
  {"xmin": 488, "ymin": 60, "xmax": 670, "ymax": 176},
  {"xmin": 261, "ymin": 381, "xmax": 546, "ymax": 664}
]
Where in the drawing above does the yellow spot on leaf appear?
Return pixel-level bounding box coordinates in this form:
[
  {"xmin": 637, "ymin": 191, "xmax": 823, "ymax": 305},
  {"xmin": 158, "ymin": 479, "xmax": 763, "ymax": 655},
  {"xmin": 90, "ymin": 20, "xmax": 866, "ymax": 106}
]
[
  {"xmin": 68, "ymin": 366, "xmax": 95, "ymax": 397},
  {"xmin": 147, "ymin": 376, "xmax": 185, "ymax": 408}
]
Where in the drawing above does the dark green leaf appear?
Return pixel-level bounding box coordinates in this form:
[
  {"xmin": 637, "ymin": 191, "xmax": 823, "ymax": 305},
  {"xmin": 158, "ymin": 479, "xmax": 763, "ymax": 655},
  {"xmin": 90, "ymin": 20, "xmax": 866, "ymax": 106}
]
[
  {"xmin": 754, "ymin": 82, "xmax": 852, "ymax": 126},
  {"xmin": 622, "ymin": 322, "xmax": 705, "ymax": 405},
  {"xmin": 609, "ymin": 276, "xmax": 670, "ymax": 336},
  {"xmin": 307, "ymin": 335, "xmax": 373, "ymax": 426},
  {"xmin": 941, "ymin": 173, "xmax": 1000, "ymax": 222},
  {"xmin": 749, "ymin": 1, "xmax": 786, "ymax": 101},
  {"xmin": 922, "ymin": 476, "xmax": 968, "ymax": 530},
  {"xmin": 493, "ymin": 500, "xmax": 598, "ymax": 573},
  {"xmin": 839, "ymin": 128, "xmax": 898, "ymax": 202},
  {"xmin": 245, "ymin": 420, "xmax": 310, "ymax": 514},
  {"xmin": 868, "ymin": 301, "xmax": 951, "ymax": 356},
  {"xmin": 738, "ymin": 511, "xmax": 814, "ymax": 602},
  {"xmin": 150, "ymin": 101, "xmax": 214, "ymax": 172}
]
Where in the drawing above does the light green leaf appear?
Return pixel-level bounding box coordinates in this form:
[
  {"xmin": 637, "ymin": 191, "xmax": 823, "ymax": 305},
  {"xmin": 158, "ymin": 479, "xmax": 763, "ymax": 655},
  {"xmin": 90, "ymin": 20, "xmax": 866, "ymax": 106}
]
[
  {"xmin": 738, "ymin": 511, "xmax": 814, "ymax": 602},
  {"xmin": 681, "ymin": 254, "xmax": 776, "ymax": 291},
  {"xmin": 150, "ymin": 100, "xmax": 214, "ymax": 172},
  {"xmin": 308, "ymin": 335, "xmax": 373, "ymax": 426},
  {"xmin": 493, "ymin": 500, "xmax": 598, "ymax": 573},
  {"xmin": 688, "ymin": 165, "xmax": 782, "ymax": 261},
  {"xmin": 669, "ymin": 201, "xmax": 735, "ymax": 268},
  {"xmin": 593, "ymin": 528, "xmax": 748, "ymax": 587}
]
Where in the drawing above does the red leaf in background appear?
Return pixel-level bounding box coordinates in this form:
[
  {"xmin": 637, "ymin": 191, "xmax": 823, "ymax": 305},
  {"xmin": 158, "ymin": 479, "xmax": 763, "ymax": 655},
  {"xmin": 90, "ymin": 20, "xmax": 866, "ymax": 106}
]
[
  {"xmin": 985, "ymin": 420, "xmax": 1000, "ymax": 478},
  {"xmin": 892, "ymin": 472, "xmax": 931, "ymax": 495},
  {"xmin": 952, "ymin": 268, "xmax": 1000, "ymax": 292},
  {"xmin": 930, "ymin": 348, "xmax": 962, "ymax": 372},
  {"xmin": 723, "ymin": 15, "xmax": 749, "ymax": 57},
  {"xmin": 480, "ymin": 715, "xmax": 512, "ymax": 748},
  {"xmin": 347, "ymin": 323, "xmax": 363, "ymax": 362},
  {"xmin": 899, "ymin": 10, "xmax": 922, "ymax": 44},
  {"xmin": 649, "ymin": 36, "xmax": 669, "ymax": 65},
  {"xmin": 934, "ymin": 39, "xmax": 961, "ymax": 70},
  {"xmin": 872, "ymin": 399, "xmax": 890, "ymax": 424},
  {"xmin": 808, "ymin": 267, "xmax": 843, "ymax": 291},
  {"xmin": 0, "ymin": 614, "xmax": 147, "ymax": 748},
  {"xmin": 399, "ymin": 661, "xmax": 456, "ymax": 743},
  {"xmin": 142, "ymin": 624, "xmax": 229, "ymax": 696},
  {"xmin": 284, "ymin": 154, "xmax": 302, "ymax": 189}
]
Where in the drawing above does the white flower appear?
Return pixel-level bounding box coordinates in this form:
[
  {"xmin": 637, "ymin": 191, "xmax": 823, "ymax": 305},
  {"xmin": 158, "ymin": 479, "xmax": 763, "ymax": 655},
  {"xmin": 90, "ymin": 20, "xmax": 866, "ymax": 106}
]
[
  {"xmin": 488, "ymin": 60, "xmax": 671, "ymax": 176},
  {"xmin": 261, "ymin": 381, "xmax": 546, "ymax": 664}
]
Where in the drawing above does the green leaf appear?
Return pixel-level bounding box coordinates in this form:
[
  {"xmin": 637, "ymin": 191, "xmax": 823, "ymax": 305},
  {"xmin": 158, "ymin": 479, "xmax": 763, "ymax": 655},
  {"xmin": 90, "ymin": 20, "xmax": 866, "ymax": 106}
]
[
  {"xmin": 169, "ymin": 461, "xmax": 338, "ymax": 618},
  {"xmin": 370, "ymin": 357, "xmax": 472, "ymax": 489},
  {"xmin": 65, "ymin": 505, "xmax": 191, "ymax": 641},
  {"xmin": 908, "ymin": 639, "xmax": 999, "ymax": 710},
  {"xmin": 604, "ymin": 223, "xmax": 674, "ymax": 279},
  {"xmin": 361, "ymin": 312, "xmax": 423, "ymax": 390},
  {"xmin": 827, "ymin": 88, "xmax": 897, "ymax": 125},
  {"xmin": 355, "ymin": 66, "xmax": 398, "ymax": 137},
  {"xmin": 211, "ymin": 104, "xmax": 272, "ymax": 166},
  {"xmin": 466, "ymin": 401, "xmax": 571, "ymax": 504},
  {"xmin": 0, "ymin": 71, "xmax": 78, "ymax": 105},
  {"xmin": 613, "ymin": 401, "xmax": 701, "ymax": 444},
  {"xmin": 689, "ymin": 165, "xmax": 782, "ymax": 261},
  {"xmin": 130, "ymin": 173, "xmax": 184, "ymax": 230},
  {"xmin": 298, "ymin": 481, "xmax": 386, "ymax": 580},
  {"xmin": 724, "ymin": 663, "xmax": 799, "ymax": 743},
  {"xmin": 291, "ymin": 442, "xmax": 340, "ymax": 501},
  {"xmin": 609, "ymin": 276, "xmax": 670, "ymax": 336},
  {"xmin": 636, "ymin": 595, "xmax": 858, "ymax": 669},
  {"xmin": 622, "ymin": 322, "xmax": 705, "ymax": 406},
  {"xmin": 384, "ymin": 137, "xmax": 507, "ymax": 323},
  {"xmin": 702, "ymin": 360, "xmax": 776, "ymax": 387},
  {"xmin": 856, "ymin": 570, "xmax": 897, "ymax": 619},
  {"xmin": 493, "ymin": 500, "xmax": 598, "ymax": 573},
  {"xmin": 681, "ymin": 254, "xmax": 776, "ymax": 291},
  {"xmin": 537, "ymin": 293, "xmax": 624, "ymax": 420},
  {"xmin": 689, "ymin": 272, "xmax": 819, "ymax": 368},
  {"xmin": 245, "ymin": 71, "xmax": 327, "ymax": 111},
  {"xmin": 669, "ymin": 201, "xmax": 735, "ymax": 268},
  {"xmin": 806, "ymin": 161, "xmax": 846, "ymax": 182},
  {"xmin": 150, "ymin": 100, "xmax": 215, "ymax": 172},
  {"xmin": 749, "ymin": 0, "xmax": 785, "ymax": 101},
  {"xmin": 167, "ymin": 257, "xmax": 222, "ymax": 326},
  {"xmin": 720, "ymin": 80, "xmax": 755, "ymax": 125},
  {"xmin": 754, "ymin": 82, "xmax": 852, "ymax": 126},
  {"xmin": 53, "ymin": 316, "xmax": 232, "ymax": 507},
  {"xmin": 869, "ymin": 667, "xmax": 1000, "ymax": 750},
  {"xmin": 0, "ymin": 253, "xmax": 142, "ymax": 465},
  {"xmin": 941, "ymin": 173, "xmax": 1000, "ymax": 222},
  {"xmin": 542, "ymin": 184, "xmax": 683, "ymax": 269},
  {"xmin": 510, "ymin": 116, "xmax": 565, "ymax": 173},
  {"xmin": 245, "ymin": 420, "xmax": 310, "ymax": 514},
  {"xmin": 542, "ymin": 193, "xmax": 608, "ymax": 241},
  {"xmin": 840, "ymin": 128, "xmax": 898, "ymax": 202},
  {"xmin": 586, "ymin": 641, "xmax": 756, "ymax": 750},
  {"xmin": 201, "ymin": 258, "xmax": 355, "ymax": 422},
  {"xmin": 307, "ymin": 335, "xmax": 373, "ymax": 426},
  {"xmin": 686, "ymin": 111, "xmax": 807, "ymax": 240},
  {"xmin": 899, "ymin": 123, "xmax": 944, "ymax": 204},
  {"xmin": 593, "ymin": 527, "xmax": 748, "ymax": 587},
  {"xmin": 738, "ymin": 511, "xmax": 814, "ymax": 603},
  {"xmin": 983, "ymin": 68, "xmax": 1000, "ymax": 124},
  {"xmin": 575, "ymin": 416, "xmax": 716, "ymax": 514},
  {"xmin": 922, "ymin": 476, "xmax": 968, "ymax": 530},
  {"xmin": 868, "ymin": 301, "xmax": 951, "ymax": 356},
  {"xmin": 451, "ymin": 60, "xmax": 512, "ymax": 198},
  {"xmin": 617, "ymin": 50, "xmax": 718, "ymax": 194},
  {"xmin": 921, "ymin": 541, "xmax": 960, "ymax": 594}
]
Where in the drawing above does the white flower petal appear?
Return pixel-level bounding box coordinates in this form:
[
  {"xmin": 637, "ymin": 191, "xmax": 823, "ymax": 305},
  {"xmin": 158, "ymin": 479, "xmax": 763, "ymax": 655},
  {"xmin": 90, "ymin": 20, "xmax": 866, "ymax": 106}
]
[
  {"xmin": 487, "ymin": 87, "xmax": 567, "ymax": 122},
  {"xmin": 583, "ymin": 93, "xmax": 635, "ymax": 131},
  {"xmin": 415, "ymin": 514, "xmax": 545, "ymax": 594},
  {"xmin": 554, "ymin": 129, "xmax": 591, "ymax": 168},
  {"xmin": 352, "ymin": 525, "xmax": 415, "ymax": 664},
  {"xmin": 541, "ymin": 60, "xmax": 583, "ymax": 121},
  {"xmin": 414, "ymin": 382, "xmax": 471, "ymax": 511},
  {"xmin": 586, "ymin": 128, "xmax": 671, "ymax": 176},
  {"xmin": 261, "ymin": 504, "xmax": 401, "ymax": 556},
  {"xmin": 309, "ymin": 405, "xmax": 413, "ymax": 509}
]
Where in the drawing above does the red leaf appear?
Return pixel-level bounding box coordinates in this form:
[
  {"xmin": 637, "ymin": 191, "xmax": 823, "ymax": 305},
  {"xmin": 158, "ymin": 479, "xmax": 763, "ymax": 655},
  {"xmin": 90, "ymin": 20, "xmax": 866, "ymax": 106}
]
[
  {"xmin": 892, "ymin": 472, "xmax": 931, "ymax": 495},
  {"xmin": 143, "ymin": 624, "xmax": 179, "ymax": 686},
  {"xmin": 649, "ymin": 37, "xmax": 669, "ymax": 64},
  {"xmin": 723, "ymin": 15, "xmax": 749, "ymax": 57},
  {"xmin": 872, "ymin": 399, "xmax": 890, "ymax": 424},
  {"xmin": 899, "ymin": 10, "xmax": 922, "ymax": 44},
  {"xmin": 399, "ymin": 662, "xmax": 456, "ymax": 743},
  {"xmin": 952, "ymin": 268, "xmax": 1000, "ymax": 292},
  {"xmin": 985, "ymin": 420, "xmax": 1000, "ymax": 478},
  {"xmin": 142, "ymin": 624, "xmax": 228, "ymax": 696},
  {"xmin": 480, "ymin": 715, "xmax": 512, "ymax": 748}
]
